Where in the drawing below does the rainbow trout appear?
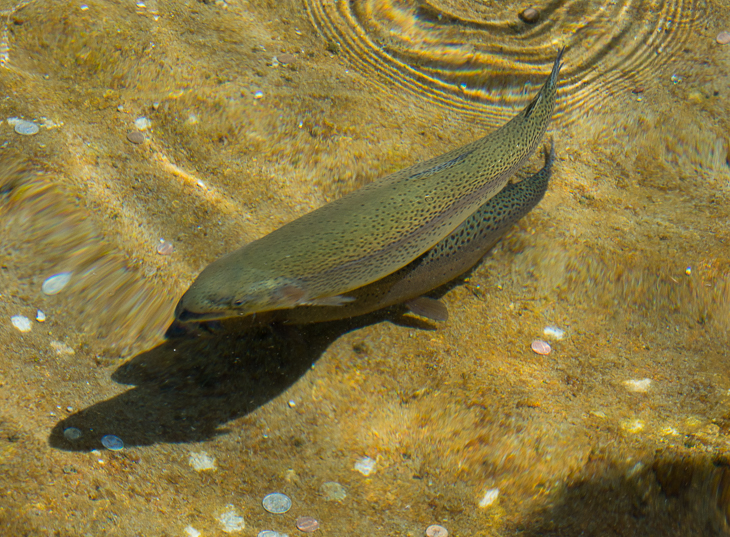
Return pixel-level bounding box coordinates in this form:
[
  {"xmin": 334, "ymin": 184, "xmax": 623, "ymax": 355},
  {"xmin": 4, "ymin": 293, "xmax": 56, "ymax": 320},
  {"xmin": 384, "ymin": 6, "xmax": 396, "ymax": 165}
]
[
  {"xmin": 272, "ymin": 141, "xmax": 554, "ymax": 324},
  {"xmin": 175, "ymin": 49, "xmax": 564, "ymax": 322}
]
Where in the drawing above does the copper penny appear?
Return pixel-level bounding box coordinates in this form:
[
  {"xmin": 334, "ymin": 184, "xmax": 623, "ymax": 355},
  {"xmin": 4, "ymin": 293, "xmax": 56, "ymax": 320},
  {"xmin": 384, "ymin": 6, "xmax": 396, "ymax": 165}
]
[
  {"xmin": 531, "ymin": 340, "xmax": 552, "ymax": 355},
  {"xmin": 519, "ymin": 7, "xmax": 540, "ymax": 23},
  {"xmin": 127, "ymin": 130, "xmax": 144, "ymax": 144},
  {"xmin": 426, "ymin": 524, "xmax": 449, "ymax": 537},
  {"xmin": 296, "ymin": 516, "xmax": 319, "ymax": 532}
]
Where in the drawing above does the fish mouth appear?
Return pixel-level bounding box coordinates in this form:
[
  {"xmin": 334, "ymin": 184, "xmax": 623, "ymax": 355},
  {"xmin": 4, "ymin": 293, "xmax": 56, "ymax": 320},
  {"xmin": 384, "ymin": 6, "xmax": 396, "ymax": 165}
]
[
  {"xmin": 174, "ymin": 301, "xmax": 222, "ymax": 323},
  {"xmin": 175, "ymin": 308, "xmax": 207, "ymax": 322}
]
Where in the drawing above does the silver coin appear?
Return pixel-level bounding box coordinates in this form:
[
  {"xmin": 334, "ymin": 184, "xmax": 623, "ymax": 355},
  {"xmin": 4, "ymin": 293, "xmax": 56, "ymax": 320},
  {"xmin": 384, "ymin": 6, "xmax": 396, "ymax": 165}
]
[
  {"xmin": 63, "ymin": 427, "xmax": 82, "ymax": 441},
  {"xmin": 262, "ymin": 492, "xmax": 292, "ymax": 514},
  {"xmin": 101, "ymin": 434, "xmax": 124, "ymax": 451},
  {"xmin": 14, "ymin": 120, "xmax": 39, "ymax": 136}
]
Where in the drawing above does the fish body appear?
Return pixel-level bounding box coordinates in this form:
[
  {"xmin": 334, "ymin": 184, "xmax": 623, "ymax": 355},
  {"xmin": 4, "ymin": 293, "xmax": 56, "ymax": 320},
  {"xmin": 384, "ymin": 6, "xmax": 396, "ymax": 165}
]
[
  {"xmin": 175, "ymin": 49, "xmax": 564, "ymax": 322},
  {"xmin": 272, "ymin": 141, "xmax": 554, "ymax": 324}
]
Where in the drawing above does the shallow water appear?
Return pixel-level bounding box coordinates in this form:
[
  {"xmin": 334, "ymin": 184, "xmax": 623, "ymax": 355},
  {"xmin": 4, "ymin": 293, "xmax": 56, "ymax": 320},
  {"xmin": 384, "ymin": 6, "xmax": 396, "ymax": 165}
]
[{"xmin": 2, "ymin": 0, "xmax": 730, "ymax": 535}]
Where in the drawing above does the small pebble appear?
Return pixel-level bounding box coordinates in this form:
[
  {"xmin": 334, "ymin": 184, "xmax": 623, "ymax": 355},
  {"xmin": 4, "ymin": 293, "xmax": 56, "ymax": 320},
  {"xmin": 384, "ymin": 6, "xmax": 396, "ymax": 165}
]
[
  {"xmin": 277, "ymin": 53, "xmax": 295, "ymax": 64},
  {"xmin": 620, "ymin": 418, "xmax": 645, "ymax": 433},
  {"xmin": 254, "ymin": 90, "xmax": 264, "ymax": 99},
  {"xmin": 531, "ymin": 340, "xmax": 551, "ymax": 355},
  {"xmin": 717, "ymin": 31, "xmax": 730, "ymax": 45},
  {"xmin": 296, "ymin": 516, "xmax": 319, "ymax": 533},
  {"xmin": 218, "ymin": 505, "xmax": 245, "ymax": 533},
  {"xmin": 51, "ymin": 341, "xmax": 75, "ymax": 356},
  {"xmin": 63, "ymin": 427, "xmax": 83, "ymax": 441},
  {"xmin": 262, "ymin": 492, "xmax": 292, "ymax": 514},
  {"xmin": 426, "ymin": 525, "xmax": 449, "ymax": 537},
  {"xmin": 11, "ymin": 315, "xmax": 31, "ymax": 332},
  {"xmin": 42, "ymin": 272, "xmax": 72, "ymax": 295},
  {"xmin": 543, "ymin": 326, "xmax": 565, "ymax": 340},
  {"xmin": 14, "ymin": 119, "xmax": 39, "ymax": 136},
  {"xmin": 157, "ymin": 240, "xmax": 174, "ymax": 255},
  {"xmin": 258, "ymin": 532, "xmax": 288, "ymax": 537},
  {"xmin": 101, "ymin": 434, "xmax": 124, "ymax": 451},
  {"xmin": 354, "ymin": 456, "xmax": 376, "ymax": 476},
  {"xmin": 126, "ymin": 130, "xmax": 144, "ymax": 144},
  {"xmin": 320, "ymin": 481, "xmax": 346, "ymax": 501},
  {"xmin": 189, "ymin": 451, "xmax": 217, "ymax": 471},
  {"xmin": 479, "ymin": 488, "xmax": 499, "ymax": 508},
  {"xmin": 36, "ymin": 309, "xmax": 46, "ymax": 322},
  {"xmin": 185, "ymin": 527, "xmax": 201, "ymax": 537},
  {"xmin": 134, "ymin": 116, "xmax": 151, "ymax": 130},
  {"xmin": 519, "ymin": 7, "xmax": 540, "ymax": 23},
  {"xmin": 288, "ymin": 400, "xmax": 296, "ymax": 408},
  {"xmin": 623, "ymin": 378, "xmax": 651, "ymax": 393}
]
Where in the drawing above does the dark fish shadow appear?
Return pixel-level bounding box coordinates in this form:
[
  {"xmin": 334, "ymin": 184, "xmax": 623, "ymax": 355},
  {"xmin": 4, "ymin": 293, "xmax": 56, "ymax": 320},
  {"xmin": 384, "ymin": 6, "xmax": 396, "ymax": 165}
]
[{"xmin": 47, "ymin": 307, "xmax": 436, "ymax": 452}]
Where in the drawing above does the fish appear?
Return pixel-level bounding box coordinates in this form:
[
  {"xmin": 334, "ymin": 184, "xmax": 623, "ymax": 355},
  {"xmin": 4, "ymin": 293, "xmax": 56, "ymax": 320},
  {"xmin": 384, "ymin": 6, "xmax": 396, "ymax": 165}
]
[
  {"xmin": 270, "ymin": 141, "xmax": 555, "ymax": 324},
  {"xmin": 175, "ymin": 48, "xmax": 564, "ymax": 322}
]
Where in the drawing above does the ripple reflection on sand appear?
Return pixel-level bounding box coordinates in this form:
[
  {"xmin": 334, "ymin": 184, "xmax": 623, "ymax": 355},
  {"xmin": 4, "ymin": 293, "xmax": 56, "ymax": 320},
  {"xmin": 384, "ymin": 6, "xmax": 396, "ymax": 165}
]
[{"xmin": 0, "ymin": 160, "xmax": 176, "ymax": 355}]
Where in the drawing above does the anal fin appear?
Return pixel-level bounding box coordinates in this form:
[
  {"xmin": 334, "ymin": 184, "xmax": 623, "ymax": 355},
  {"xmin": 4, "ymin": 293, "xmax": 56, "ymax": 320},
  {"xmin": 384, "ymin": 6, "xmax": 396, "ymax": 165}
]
[{"xmin": 405, "ymin": 297, "xmax": 449, "ymax": 322}]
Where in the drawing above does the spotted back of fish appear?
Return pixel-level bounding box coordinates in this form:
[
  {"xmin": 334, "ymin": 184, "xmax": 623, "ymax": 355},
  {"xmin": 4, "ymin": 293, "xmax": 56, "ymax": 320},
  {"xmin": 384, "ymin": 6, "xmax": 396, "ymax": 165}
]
[
  {"xmin": 175, "ymin": 48, "xmax": 564, "ymax": 321},
  {"xmin": 274, "ymin": 141, "xmax": 555, "ymax": 324}
]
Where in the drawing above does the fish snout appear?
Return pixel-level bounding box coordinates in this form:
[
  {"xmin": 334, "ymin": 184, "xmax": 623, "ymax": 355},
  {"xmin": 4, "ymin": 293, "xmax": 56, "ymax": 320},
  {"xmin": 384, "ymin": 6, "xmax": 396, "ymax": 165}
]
[{"xmin": 174, "ymin": 296, "xmax": 205, "ymax": 322}]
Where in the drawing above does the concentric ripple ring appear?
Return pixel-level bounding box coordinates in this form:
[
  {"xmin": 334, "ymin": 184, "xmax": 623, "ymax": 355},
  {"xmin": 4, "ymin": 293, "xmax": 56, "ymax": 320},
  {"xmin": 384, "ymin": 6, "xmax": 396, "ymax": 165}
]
[{"xmin": 305, "ymin": 0, "xmax": 708, "ymax": 125}]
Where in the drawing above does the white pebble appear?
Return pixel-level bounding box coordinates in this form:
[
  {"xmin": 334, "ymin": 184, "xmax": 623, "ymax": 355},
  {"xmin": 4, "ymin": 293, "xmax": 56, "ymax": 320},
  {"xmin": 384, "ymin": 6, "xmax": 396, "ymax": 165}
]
[
  {"xmin": 51, "ymin": 341, "xmax": 75, "ymax": 355},
  {"xmin": 11, "ymin": 315, "xmax": 31, "ymax": 332},
  {"xmin": 321, "ymin": 481, "xmax": 347, "ymax": 501},
  {"xmin": 42, "ymin": 272, "xmax": 72, "ymax": 295},
  {"xmin": 354, "ymin": 456, "xmax": 376, "ymax": 476},
  {"xmin": 217, "ymin": 505, "xmax": 245, "ymax": 533},
  {"xmin": 185, "ymin": 526, "xmax": 201, "ymax": 537},
  {"xmin": 189, "ymin": 451, "xmax": 217, "ymax": 471},
  {"xmin": 620, "ymin": 418, "xmax": 645, "ymax": 433},
  {"xmin": 134, "ymin": 116, "xmax": 151, "ymax": 130},
  {"xmin": 543, "ymin": 326, "xmax": 565, "ymax": 340},
  {"xmin": 623, "ymin": 378, "xmax": 651, "ymax": 393},
  {"xmin": 478, "ymin": 488, "xmax": 499, "ymax": 508},
  {"xmin": 35, "ymin": 309, "xmax": 46, "ymax": 322},
  {"xmin": 253, "ymin": 91, "xmax": 264, "ymax": 99}
]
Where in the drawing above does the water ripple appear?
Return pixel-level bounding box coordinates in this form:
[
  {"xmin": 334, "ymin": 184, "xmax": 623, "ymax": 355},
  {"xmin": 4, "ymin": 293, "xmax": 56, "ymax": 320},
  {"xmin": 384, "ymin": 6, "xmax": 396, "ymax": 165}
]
[{"xmin": 306, "ymin": 0, "xmax": 708, "ymax": 124}]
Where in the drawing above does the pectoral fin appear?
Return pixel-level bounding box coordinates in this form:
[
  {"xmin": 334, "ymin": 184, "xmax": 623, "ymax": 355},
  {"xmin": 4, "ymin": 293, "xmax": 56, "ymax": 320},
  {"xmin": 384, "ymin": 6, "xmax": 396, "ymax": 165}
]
[
  {"xmin": 405, "ymin": 297, "xmax": 449, "ymax": 322},
  {"xmin": 279, "ymin": 284, "xmax": 308, "ymax": 306}
]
